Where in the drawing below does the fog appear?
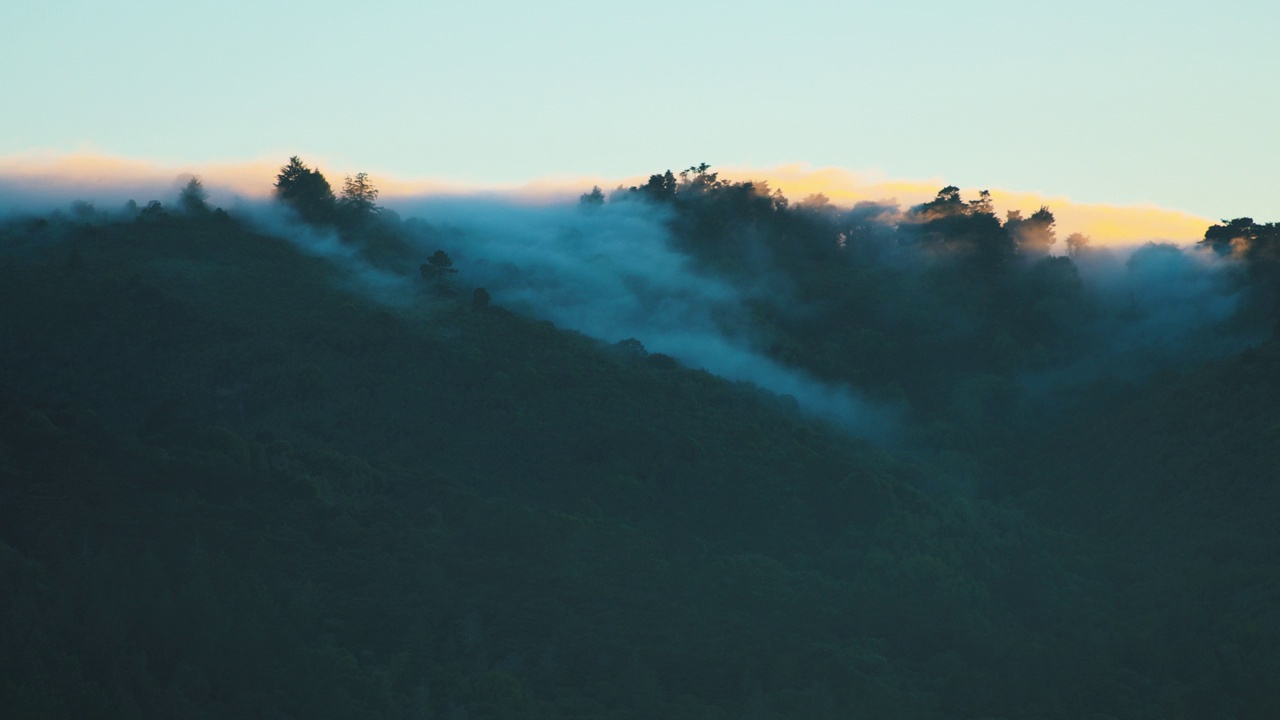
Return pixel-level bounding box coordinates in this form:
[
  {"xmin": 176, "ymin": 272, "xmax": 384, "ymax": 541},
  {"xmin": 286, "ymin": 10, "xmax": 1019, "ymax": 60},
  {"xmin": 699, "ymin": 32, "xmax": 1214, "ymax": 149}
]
[
  {"xmin": 391, "ymin": 198, "xmax": 897, "ymax": 436},
  {"xmin": 2, "ymin": 167, "xmax": 1269, "ymax": 440}
]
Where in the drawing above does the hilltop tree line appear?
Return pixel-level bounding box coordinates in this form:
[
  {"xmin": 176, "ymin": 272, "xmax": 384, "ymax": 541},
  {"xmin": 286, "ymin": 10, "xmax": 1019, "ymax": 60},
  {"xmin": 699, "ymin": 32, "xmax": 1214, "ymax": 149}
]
[
  {"xmin": 23, "ymin": 155, "xmax": 1280, "ymax": 442},
  {"xmin": 566, "ymin": 167, "xmax": 1272, "ymax": 453},
  {"xmin": 274, "ymin": 156, "xmax": 381, "ymax": 227},
  {"xmin": 140, "ymin": 156, "xmax": 1280, "ymax": 483}
]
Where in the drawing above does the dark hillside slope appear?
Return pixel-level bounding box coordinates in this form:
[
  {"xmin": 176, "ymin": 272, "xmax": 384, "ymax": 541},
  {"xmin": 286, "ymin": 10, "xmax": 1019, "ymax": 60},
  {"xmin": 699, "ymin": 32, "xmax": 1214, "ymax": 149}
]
[
  {"xmin": 1002, "ymin": 342, "xmax": 1280, "ymax": 718},
  {"xmin": 0, "ymin": 215, "xmax": 922, "ymax": 555},
  {"xmin": 0, "ymin": 211, "xmax": 1258, "ymax": 718},
  {"xmin": 1015, "ymin": 342, "xmax": 1280, "ymax": 539}
]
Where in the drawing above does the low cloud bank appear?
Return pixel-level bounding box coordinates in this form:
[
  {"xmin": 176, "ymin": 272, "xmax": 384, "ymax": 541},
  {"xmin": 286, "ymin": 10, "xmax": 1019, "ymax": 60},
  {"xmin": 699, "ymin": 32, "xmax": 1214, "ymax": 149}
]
[
  {"xmin": 1027, "ymin": 242, "xmax": 1264, "ymax": 391},
  {"xmin": 718, "ymin": 164, "xmax": 1213, "ymax": 245}
]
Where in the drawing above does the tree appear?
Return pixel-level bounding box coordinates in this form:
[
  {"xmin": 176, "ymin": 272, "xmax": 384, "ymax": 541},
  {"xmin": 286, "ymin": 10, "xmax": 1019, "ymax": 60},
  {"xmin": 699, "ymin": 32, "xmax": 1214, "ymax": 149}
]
[
  {"xmin": 70, "ymin": 200, "xmax": 96, "ymax": 220},
  {"xmin": 339, "ymin": 172, "xmax": 380, "ymax": 218},
  {"xmin": 420, "ymin": 250, "xmax": 457, "ymax": 280},
  {"xmin": 1202, "ymin": 217, "xmax": 1262, "ymax": 256},
  {"xmin": 905, "ymin": 187, "xmax": 1013, "ymax": 270},
  {"xmin": 914, "ymin": 187, "xmax": 994, "ymax": 220},
  {"xmin": 178, "ymin": 177, "xmax": 209, "ymax": 215},
  {"xmin": 580, "ymin": 186, "xmax": 605, "ymax": 206},
  {"xmin": 918, "ymin": 186, "xmax": 965, "ymax": 218},
  {"xmin": 138, "ymin": 200, "xmax": 167, "ymax": 222},
  {"xmin": 274, "ymin": 156, "xmax": 336, "ymax": 225},
  {"xmin": 1008, "ymin": 206, "xmax": 1057, "ymax": 257},
  {"xmin": 1200, "ymin": 217, "xmax": 1280, "ymax": 325},
  {"xmin": 633, "ymin": 170, "xmax": 677, "ymax": 202},
  {"xmin": 678, "ymin": 163, "xmax": 724, "ymax": 195},
  {"xmin": 968, "ymin": 190, "xmax": 994, "ymax": 216},
  {"xmin": 1065, "ymin": 232, "xmax": 1091, "ymax": 257}
]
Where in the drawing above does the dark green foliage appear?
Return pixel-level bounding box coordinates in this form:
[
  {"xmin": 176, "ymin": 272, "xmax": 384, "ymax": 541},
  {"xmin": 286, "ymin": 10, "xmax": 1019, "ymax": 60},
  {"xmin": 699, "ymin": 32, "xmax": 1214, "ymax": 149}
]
[
  {"xmin": 1, "ymin": 179, "xmax": 1279, "ymax": 719},
  {"xmin": 138, "ymin": 199, "xmax": 167, "ymax": 222},
  {"xmin": 421, "ymin": 251, "xmax": 459, "ymax": 299},
  {"xmin": 599, "ymin": 170, "xmax": 1272, "ymax": 458},
  {"xmin": 1201, "ymin": 217, "xmax": 1280, "ymax": 260},
  {"xmin": 178, "ymin": 177, "xmax": 209, "ymax": 215},
  {"xmin": 904, "ymin": 186, "xmax": 1016, "ymax": 272},
  {"xmin": 275, "ymin": 155, "xmax": 337, "ymax": 225},
  {"xmin": 421, "ymin": 249, "xmax": 456, "ymax": 276},
  {"xmin": 579, "ymin": 185, "xmax": 605, "ymax": 205},
  {"xmin": 338, "ymin": 172, "xmax": 380, "ymax": 222},
  {"xmin": 0, "ymin": 210, "xmax": 1044, "ymax": 717},
  {"xmin": 1007, "ymin": 205, "xmax": 1057, "ymax": 256},
  {"xmin": 1201, "ymin": 217, "xmax": 1280, "ymax": 331},
  {"xmin": 995, "ymin": 342, "xmax": 1280, "ymax": 718},
  {"xmin": 632, "ymin": 169, "xmax": 678, "ymax": 202}
]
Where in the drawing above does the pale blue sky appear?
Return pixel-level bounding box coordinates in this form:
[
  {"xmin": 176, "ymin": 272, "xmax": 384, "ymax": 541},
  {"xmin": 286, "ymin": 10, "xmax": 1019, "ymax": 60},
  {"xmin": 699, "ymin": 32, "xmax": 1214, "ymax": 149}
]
[{"xmin": 2, "ymin": 0, "xmax": 1276, "ymax": 219}]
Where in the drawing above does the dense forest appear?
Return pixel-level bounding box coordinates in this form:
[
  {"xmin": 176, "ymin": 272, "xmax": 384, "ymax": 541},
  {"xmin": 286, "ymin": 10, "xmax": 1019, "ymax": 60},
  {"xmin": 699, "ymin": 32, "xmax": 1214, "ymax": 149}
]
[{"xmin": 1, "ymin": 159, "xmax": 1278, "ymax": 718}]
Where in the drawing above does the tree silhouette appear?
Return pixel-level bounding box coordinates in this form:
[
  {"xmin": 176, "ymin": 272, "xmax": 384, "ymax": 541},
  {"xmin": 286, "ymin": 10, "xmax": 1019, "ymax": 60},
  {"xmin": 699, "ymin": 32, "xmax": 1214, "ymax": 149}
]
[
  {"xmin": 339, "ymin": 172, "xmax": 380, "ymax": 219},
  {"xmin": 274, "ymin": 156, "xmax": 336, "ymax": 225},
  {"xmin": 1065, "ymin": 232, "xmax": 1091, "ymax": 257},
  {"xmin": 138, "ymin": 200, "xmax": 167, "ymax": 222},
  {"xmin": 634, "ymin": 170, "xmax": 677, "ymax": 202},
  {"xmin": 420, "ymin": 250, "xmax": 457, "ymax": 280},
  {"xmin": 1008, "ymin": 206, "xmax": 1057, "ymax": 257},
  {"xmin": 917, "ymin": 185, "xmax": 965, "ymax": 219},
  {"xmin": 1202, "ymin": 217, "xmax": 1264, "ymax": 256},
  {"xmin": 580, "ymin": 186, "xmax": 605, "ymax": 206},
  {"xmin": 678, "ymin": 163, "xmax": 724, "ymax": 196},
  {"xmin": 905, "ymin": 187, "xmax": 1012, "ymax": 271},
  {"xmin": 178, "ymin": 177, "xmax": 209, "ymax": 215}
]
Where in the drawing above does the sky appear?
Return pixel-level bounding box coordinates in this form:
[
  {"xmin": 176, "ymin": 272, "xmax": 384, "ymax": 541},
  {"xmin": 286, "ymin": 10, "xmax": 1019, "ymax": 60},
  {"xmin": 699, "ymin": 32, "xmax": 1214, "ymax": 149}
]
[{"xmin": 2, "ymin": 0, "xmax": 1277, "ymax": 229}]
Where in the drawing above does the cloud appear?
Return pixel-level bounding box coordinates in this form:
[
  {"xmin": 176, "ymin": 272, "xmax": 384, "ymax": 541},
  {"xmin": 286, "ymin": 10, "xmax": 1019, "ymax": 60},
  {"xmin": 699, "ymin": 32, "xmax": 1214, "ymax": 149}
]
[{"xmin": 717, "ymin": 163, "xmax": 1213, "ymax": 245}]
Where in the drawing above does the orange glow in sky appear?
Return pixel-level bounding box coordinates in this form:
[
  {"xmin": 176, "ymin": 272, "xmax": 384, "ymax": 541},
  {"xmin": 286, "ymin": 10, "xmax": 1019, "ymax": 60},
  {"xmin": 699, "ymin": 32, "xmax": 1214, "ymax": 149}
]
[
  {"xmin": 0, "ymin": 153, "xmax": 280, "ymax": 196},
  {"xmin": 1, "ymin": 154, "xmax": 1212, "ymax": 245},
  {"xmin": 718, "ymin": 164, "xmax": 1213, "ymax": 245}
]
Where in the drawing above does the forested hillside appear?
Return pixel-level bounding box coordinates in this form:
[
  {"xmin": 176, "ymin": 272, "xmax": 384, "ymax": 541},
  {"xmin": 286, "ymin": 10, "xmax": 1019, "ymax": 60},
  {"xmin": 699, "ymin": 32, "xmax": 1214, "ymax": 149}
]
[{"xmin": 1, "ymin": 161, "xmax": 1277, "ymax": 718}]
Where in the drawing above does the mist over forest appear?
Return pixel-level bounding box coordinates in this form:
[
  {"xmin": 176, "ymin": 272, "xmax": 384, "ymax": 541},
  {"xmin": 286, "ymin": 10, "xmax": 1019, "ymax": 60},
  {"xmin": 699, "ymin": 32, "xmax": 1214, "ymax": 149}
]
[{"xmin": 2, "ymin": 157, "xmax": 1279, "ymax": 718}]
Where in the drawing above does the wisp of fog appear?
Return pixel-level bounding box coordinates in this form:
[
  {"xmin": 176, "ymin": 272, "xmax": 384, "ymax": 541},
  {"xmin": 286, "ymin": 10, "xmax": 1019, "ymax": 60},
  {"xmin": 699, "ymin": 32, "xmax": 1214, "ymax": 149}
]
[{"xmin": 389, "ymin": 197, "xmax": 894, "ymax": 436}]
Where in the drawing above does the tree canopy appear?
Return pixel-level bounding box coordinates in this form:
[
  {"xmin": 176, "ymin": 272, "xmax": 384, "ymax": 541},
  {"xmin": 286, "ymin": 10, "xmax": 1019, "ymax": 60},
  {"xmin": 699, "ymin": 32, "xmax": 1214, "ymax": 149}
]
[
  {"xmin": 177, "ymin": 177, "xmax": 208, "ymax": 215},
  {"xmin": 274, "ymin": 156, "xmax": 337, "ymax": 225},
  {"xmin": 339, "ymin": 172, "xmax": 380, "ymax": 219}
]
